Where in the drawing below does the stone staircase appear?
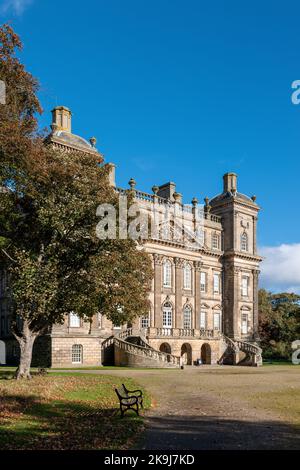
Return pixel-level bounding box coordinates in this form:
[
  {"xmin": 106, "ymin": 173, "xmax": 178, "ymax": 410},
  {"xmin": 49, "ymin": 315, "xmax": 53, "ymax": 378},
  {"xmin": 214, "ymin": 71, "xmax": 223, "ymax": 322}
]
[
  {"xmin": 220, "ymin": 335, "xmax": 262, "ymax": 367},
  {"xmin": 101, "ymin": 328, "xmax": 181, "ymax": 368}
]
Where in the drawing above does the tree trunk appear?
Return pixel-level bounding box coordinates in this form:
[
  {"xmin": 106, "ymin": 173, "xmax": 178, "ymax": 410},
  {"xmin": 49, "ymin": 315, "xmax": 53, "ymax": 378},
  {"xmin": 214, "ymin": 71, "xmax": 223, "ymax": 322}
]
[{"xmin": 14, "ymin": 321, "xmax": 37, "ymax": 380}]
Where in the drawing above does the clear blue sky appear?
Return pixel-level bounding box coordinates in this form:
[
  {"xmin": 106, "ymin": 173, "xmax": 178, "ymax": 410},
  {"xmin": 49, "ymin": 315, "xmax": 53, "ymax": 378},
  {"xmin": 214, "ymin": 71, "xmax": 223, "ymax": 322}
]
[{"xmin": 1, "ymin": 1, "xmax": 300, "ymax": 281}]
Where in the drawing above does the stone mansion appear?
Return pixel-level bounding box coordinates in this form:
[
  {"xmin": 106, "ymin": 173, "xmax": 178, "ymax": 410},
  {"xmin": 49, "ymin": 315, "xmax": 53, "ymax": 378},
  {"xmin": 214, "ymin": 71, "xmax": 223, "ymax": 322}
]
[{"xmin": 0, "ymin": 106, "xmax": 263, "ymax": 368}]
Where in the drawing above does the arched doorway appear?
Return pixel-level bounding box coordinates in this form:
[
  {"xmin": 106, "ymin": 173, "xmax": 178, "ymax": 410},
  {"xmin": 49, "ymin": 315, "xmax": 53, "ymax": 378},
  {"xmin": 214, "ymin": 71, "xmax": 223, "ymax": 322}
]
[
  {"xmin": 181, "ymin": 343, "xmax": 192, "ymax": 365},
  {"xmin": 201, "ymin": 343, "xmax": 211, "ymax": 364},
  {"xmin": 0, "ymin": 340, "xmax": 6, "ymax": 365},
  {"xmin": 159, "ymin": 342, "xmax": 171, "ymax": 362}
]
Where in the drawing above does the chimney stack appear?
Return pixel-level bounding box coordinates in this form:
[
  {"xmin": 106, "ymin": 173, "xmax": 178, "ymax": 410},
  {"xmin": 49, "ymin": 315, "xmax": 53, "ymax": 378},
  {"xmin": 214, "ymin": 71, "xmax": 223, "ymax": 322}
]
[
  {"xmin": 223, "ymin": 172, "xmax": 237, "ymax": 193},
  {"xmin": 51, "ymin": 106, "xmax": 72, "ymax": 133}
]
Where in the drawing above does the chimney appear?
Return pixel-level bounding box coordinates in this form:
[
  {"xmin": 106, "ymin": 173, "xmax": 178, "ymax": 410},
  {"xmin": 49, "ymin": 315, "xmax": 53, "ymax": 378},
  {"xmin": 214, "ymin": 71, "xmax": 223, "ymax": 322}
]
[
  {"xmin": 157, "ymin": 182, "xmax": 176, "ymax": 200},
  {"xmin": 223, "ymin": 172, "xmax": 237, "ymax": 193},
  {"xmin": 51, "ymin": 106, "xmax": 72, "ymax": 133}
]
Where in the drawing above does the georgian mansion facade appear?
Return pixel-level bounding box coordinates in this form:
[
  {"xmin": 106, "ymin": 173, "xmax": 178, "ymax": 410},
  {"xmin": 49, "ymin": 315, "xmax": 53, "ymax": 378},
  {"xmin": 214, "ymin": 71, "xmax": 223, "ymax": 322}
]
[{"xmin": 0, "ymin": 107, "xmax": 263, "ymax": 368}]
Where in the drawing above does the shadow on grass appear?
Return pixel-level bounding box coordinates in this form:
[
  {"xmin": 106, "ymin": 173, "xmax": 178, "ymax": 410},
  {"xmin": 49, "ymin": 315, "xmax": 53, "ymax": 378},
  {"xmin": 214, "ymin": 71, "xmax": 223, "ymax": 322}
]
[
  {"xmin": 0, "ymin": 390, "xmax": 143, "ymax": 450},
  {"xmin": 137, "ymin": 415, "xmax": 300, "ymax": 450}
]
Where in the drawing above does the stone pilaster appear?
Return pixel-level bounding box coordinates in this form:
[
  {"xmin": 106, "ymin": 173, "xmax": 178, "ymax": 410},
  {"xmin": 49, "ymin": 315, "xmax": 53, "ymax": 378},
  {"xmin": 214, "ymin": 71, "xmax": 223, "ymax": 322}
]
[
  {"xmin": 252, "ymin": 268, "xmax": 260, "ymax": 341},
  {"xmin": 194, "ymin": 261, "xmax": 202, "ymax": 329},
  {"xmin": 174, "ymin": 257, "xmax": 184, "ymax": 328},
  {"xmin": 223, "ymin": 263, "xmax": 240, "ymax": 339},
  {"xmin": 253, "ymin": 216, "xmax": 257, "ymax": 255},
  {"xmin": 153, "ymin": 254, "xmax": 163, "ymax": 328}
]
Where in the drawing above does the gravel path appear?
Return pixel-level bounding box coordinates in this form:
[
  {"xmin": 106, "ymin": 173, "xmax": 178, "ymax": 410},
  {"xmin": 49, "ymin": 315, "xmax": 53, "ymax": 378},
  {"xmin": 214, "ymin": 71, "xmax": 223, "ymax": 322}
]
[{"xmin": 58, "ymin": 365, "xmax": 300, "ymax": 450}]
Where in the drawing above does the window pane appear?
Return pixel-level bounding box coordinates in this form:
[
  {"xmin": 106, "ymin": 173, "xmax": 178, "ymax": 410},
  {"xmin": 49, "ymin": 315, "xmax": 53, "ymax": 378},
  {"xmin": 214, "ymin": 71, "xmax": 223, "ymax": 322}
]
[
  {"xmin": 72, "ymin": 344, "xmax": 82, "ymax": 363},
  {"xmin": 213, "ymin": 274, "xmax": 220, "ymax": 293},
  {"xmin": 213, "ymin": 312, "xmax": 221, "ymax": 330},
  {"xmin": 141, "ymin": 315, "xmax": 149, "ymax": 328},
  {"xmin": 183, "ymin": 264, "xmax": 192, "ymax": 290},
  {"xmin": 70, "ymin": 312, "xmax": 80, "ymax": 328},
  {"xmin": 163, "ymin": 306, "xmax": 172, "ymax": 328},
  {"xmin": 200, "ymin": 272, "xmax": 206, "ymax": 292},
  {"xmin": 183, "ymin": 306, "xmax": 192, "ymax": 329},
  {"xmin": 241, "ymin": 313, "xmax": 248, "ymax": 334},
  {"xmin": 200, "ymin": 311, "xmax": 206, "ymax": 329},
  {"xmin": 163, "ymin": 261, "xmax": 172, "ymax": 287}
]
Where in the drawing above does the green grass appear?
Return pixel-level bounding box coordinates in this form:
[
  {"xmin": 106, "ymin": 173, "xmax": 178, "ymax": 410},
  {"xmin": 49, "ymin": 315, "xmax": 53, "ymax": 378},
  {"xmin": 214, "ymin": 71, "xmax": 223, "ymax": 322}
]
[
  {"xmin": 0, "ymin": 370, "xmax": 150, "ymax": 450},
  {"xmin": 263, "ymin": 360, "xmax": 297, "ymax": 366}
]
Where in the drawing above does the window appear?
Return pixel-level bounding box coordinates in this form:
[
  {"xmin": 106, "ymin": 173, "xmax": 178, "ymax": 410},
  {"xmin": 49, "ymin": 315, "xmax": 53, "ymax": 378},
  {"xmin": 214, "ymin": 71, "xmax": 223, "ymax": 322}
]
[
  {"xmin": 183, "ymin": 305, "xmax": 192, "ymax": 329},
  {"xmin": 163, "ymin": 260, "xmax": 172, "ymax": 288},
  {"xmin": 200, "ymin": 272, "xmax": 207, "ymax": 293},
  {"xmin": 98, "ymin": 313, "xmax": 102, "ymax": 328},
  {"xmin": 72, "ymin": 344, "xmax": 83, "ymax": 364},
  {"xmin": 162, "ymin": 302, "xmax": 172, "ymax": 328},
  {"xmin": 241, "ymin": 232, "xmax": 248, "ymax": 252},
  {"xmin": 183, "ymin": 263, "xmax": 192, "ymax": 290},
  {"xmin": 241, "ymin": 276, "xmax": 249, "ymax": 297},
  {"xmin": 69, "ymin": 312, "xmax": 80, "ymax": 328},
  {"xmin": 212, "ymin": 233, "xmax": 220, "ymax": 250},
  {"xmin": 200, "ymin": 310, "xmax": 206, "ymax": 329},
  {"xmin": 140, "ymin": 314, "xmax": 150, "ymax": 329},
  {"xmin": 198, "ymin": 229, "xmax": 205, "ymax": 247},
  {"xmin": 213, "ymin": 312, "xmax": 221, "ymax": 330},
  {"xmin": 241, "ymin": 312, "xmax": 248, "ymax": 335},
  {"xmin": 213, "ymin": 274, "xmax": 220, "ymax": 294}
]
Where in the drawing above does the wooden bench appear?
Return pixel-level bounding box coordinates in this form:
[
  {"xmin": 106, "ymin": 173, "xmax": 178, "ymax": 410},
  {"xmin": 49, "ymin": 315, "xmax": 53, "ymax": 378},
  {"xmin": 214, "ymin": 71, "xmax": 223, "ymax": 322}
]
[{"xmin": 115, "ymin": 385, "xmax": 143, "ymax": 418}]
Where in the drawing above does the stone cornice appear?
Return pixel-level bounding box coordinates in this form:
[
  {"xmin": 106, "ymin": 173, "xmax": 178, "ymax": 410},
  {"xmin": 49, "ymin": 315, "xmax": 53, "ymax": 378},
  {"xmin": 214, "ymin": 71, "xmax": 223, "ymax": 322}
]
[{"xmin": 222, "ymin": 250, "xmax": 263, "ymax": 262}]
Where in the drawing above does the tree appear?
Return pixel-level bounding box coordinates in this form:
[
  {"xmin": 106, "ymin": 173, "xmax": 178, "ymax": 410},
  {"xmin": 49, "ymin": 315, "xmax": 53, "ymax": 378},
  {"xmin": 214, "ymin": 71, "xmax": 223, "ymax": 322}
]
[
  {"xmin": 0, "ymin": 25, "xmax": 153, "ymax": 379},
  {"xmin": 259, "ymin": 289, "xmax": 300, "ymax": 359}
]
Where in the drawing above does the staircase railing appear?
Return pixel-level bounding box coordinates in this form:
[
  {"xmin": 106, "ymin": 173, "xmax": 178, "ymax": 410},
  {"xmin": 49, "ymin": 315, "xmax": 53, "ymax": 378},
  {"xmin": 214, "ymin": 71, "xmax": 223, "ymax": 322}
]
[{"xmin": 114, "ymin": 337, "xmax": 181, "ymax": 367}]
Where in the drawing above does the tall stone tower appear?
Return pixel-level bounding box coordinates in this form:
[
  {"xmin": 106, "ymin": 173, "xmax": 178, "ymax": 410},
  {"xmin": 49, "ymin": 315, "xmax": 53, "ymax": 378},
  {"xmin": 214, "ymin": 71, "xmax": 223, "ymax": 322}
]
[{"xmin": 210, "ymin": 173, "xmax": 261, "ymax": 342}]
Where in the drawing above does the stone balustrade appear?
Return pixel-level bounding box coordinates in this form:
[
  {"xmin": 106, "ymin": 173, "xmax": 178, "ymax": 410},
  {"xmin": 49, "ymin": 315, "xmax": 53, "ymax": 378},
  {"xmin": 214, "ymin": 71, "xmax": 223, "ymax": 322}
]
[{"xmin": 146, "ymin": 327, "xmax": 220, "ymax": 339}]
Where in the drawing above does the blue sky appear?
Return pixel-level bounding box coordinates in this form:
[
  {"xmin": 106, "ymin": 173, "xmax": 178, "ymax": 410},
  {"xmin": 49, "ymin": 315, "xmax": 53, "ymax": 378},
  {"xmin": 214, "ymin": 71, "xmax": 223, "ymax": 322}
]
[{"xmin": 1, "ymin": 0, "xmax": 300, "ymax": 292}]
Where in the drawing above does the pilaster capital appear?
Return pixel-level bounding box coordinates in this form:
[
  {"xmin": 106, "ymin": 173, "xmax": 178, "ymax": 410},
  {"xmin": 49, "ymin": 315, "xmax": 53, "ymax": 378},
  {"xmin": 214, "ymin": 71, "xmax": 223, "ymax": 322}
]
[
  {"xmin": 194, "ymin": 260, "xmax": 203, "ymax": 272},
  {"xmin": 174, "ymin": 257, "xmax": 185, "ymax": 268},
  {"xmin": 153, "ymin": 253, "xmax": 164, "ymax": 266}
]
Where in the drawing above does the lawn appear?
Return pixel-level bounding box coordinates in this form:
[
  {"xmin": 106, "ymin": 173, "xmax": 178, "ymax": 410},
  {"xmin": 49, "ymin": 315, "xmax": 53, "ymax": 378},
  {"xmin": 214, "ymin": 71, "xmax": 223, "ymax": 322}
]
[{"xmin": 0, "ymin": 371, "xmax": 150, "ymax": 450}]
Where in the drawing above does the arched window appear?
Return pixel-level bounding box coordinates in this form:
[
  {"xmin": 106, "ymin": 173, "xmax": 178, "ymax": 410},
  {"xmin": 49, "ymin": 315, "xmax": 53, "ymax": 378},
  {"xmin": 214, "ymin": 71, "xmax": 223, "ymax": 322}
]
[
  {"xmin": 69, "ymin": 312, "xmax": 80, "ymax": 328},
  {"xmin": 183, "ymin": 305, "xmax": 192, "ymax": 329},
  {"xmin": 241, "ymin": 232, "xmax": 248, "ymax": 252},
  {"xmin": 72, "ymin": 344, "xmax": 83, "ymax": 364},
  {"xmin": 163, "ymin": 260, "xmax": 172, "ymax": 287},
  {"xmin": 162, "ymin": 302, "xmax": 172, "ymax": 329},
  {"xmin": 183, "ymin": 263, "xmax": 192, "ymax": 290}
]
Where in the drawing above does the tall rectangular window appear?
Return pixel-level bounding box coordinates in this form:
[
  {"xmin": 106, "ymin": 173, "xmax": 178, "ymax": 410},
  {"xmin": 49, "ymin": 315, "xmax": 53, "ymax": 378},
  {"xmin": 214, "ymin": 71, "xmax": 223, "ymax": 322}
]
[
  {"xmin": 213, "ymin": 312, "xmax": 221, "ymax": 330},
  {"xmin": 183, "ymin": 306, "xmax": 192, "ymax": 329},
  {"xmin": 163, "ymin": 260, "xmax": 172, "ymax": 288},
  {"xmin": 212, "ymin": 233, "xmax": 220, "ymax": 250},
  {"xmin": 200, "ymin": 311, "xmax": 206, "ymax": 329},
  {"xmin": 163, "ymin": 309, "xmax": 172, "ymax": 328},
  {"xmin": 241, "ymin": 276, "xmax": 249, "ymax": 297},
  {"xmin": 183, "ymin": 264, "xmax": 192, "ymax": 290},
  {"xmin": 213, "ymin": 274, "xmax": 220, "ymax": 294},
  {"xmin": 72, "ymin": 344, "xmax": 83, "ymax": 364},
  {"xmin": 200, "ymin": 272, "xmax": 206, "ymax": 292},
  {"xmin": 69, "ymin": 312, "xmax": 80, "ymax": 328},
  {"xmin": 140, "ymin": 315, "xmax": 150, "ymax": 329},
  {"xmin": 241, "ymin": 312, "xmax": 248, "ymax": 334}
]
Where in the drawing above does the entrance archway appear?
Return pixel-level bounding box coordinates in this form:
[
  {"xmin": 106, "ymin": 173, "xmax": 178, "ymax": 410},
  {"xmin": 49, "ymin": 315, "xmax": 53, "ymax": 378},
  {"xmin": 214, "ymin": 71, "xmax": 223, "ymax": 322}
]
[
  {"xmin": 159, "ymin": 342, "xmax": 171, "ymax": 362},
  {"xmin": 201, "ymin": 343, "xmax": 211, "ymax": 364},
  {"xmin": 181, "ymin": 343, "xmax": 192, "ymax": 365},
  {"xmin": 0, "ymin": 340, "xmax": 6, "ymax": 364}
]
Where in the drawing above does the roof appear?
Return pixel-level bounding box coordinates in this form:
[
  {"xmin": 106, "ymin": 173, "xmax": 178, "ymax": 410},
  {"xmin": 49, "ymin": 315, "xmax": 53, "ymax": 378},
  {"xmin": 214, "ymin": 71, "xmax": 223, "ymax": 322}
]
[
  {"xmin": 210, "ymin": 191, "xmax": 257, "ymax": 206},
  {"xmin": 54, "ymin": 130, "xmax": 93, "ymax": 150}
]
